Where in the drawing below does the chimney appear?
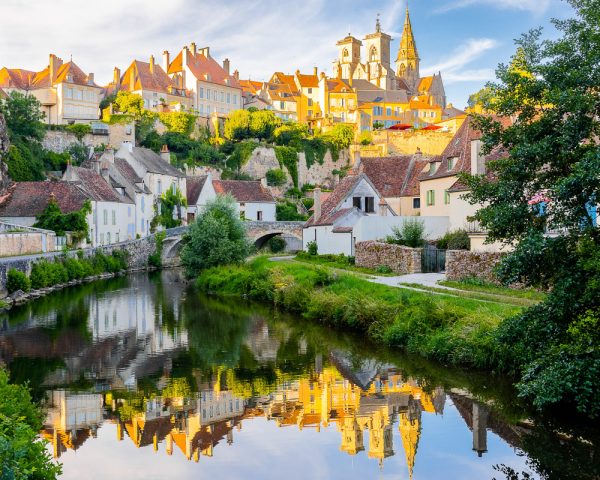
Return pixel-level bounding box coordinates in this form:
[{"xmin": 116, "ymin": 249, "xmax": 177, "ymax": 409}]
[
  {"xmin": 379, "ymin": 198, "xmax": 388, "ymax": 216},
  {"xmin": 149, "ymin": 55, "xmax": 155, "ymax": 74},
  {"xmin": 163, "ymin": 50, "xmax": 170, "ymax": 72},
  {"xmin": 122, "ymin": 141, "xmax": 133, "ymax": 153},
  {"xmin": 353, "ymin": 150, "xmax": 361, "ymax": 169},
  {"xmin": 113, "ymin": 67, "xmax": 121, "ymax": 86},
  {"xmin": 233, "ymin": 69, "xmax": 240, "ymax": 81},
  {"xmin": 200, "ymin": 46, "xmax": 210, "ymax": 58},
  {"xmin": 471, "ymin": 139, "xmax": 485, "ymax": 175},
  {"xmin": 49, "ymin": 54, "xmax": 61, "ymax": 84},
  {"xmin": 160, "ymin": 144, "xmax": 170, "ymax": 162},
  {"xmin": 129, "ymin": 67, "xmax": 136, "ymax": 90},
  {"xmin": 190, "ymin": 42, "xmax": 197, "ymax": 55},
  {"xmin": 313, "ymin": 187, "xmax": 322, "ymax": 222},
  {"xmin": 260, "ymin": 177, "xmax": 267, "ymax": 188},
  {"xmin": 87, "ymin": 72, "xmax": 94, "ymax": 85},
  {"xmin": 223, "ymin": 58, "xmax": 230, "ymax": 75},
  {"xmin": 313, "ymin": 66, "xmax": 318, "ymax": 76}
]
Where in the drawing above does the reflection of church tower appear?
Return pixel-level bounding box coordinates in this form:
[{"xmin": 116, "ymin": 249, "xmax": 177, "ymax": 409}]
[
  {"xmin": 368, "ymin": 410, "xmax": 394, "ymax": 468},
  {"xmin": 472, "ymin": 402, "xmax": 489, "ymax": 457},
  {"xmin": 396, "ymin": 6, "xmax": 420, "ymax": 90},
  {"xmin": 339, "ymin": 416, "xmax": 365, "ymax": 455},
  {"xmin": 399, "ymin": 398, "xmax": 422, "ymax": 479}
]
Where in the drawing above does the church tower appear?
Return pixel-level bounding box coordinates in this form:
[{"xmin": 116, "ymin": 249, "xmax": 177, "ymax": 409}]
[
  {"xmin": 333, "ymin": 34, "xmax": 362, "ymax": 80},
  {"xmin": 396, "ymin": 5, "xmax": 420, "ymax": 90},
  {"xmin": 363, "ymin": 15, "xmax": 395, "ymax": 89}
]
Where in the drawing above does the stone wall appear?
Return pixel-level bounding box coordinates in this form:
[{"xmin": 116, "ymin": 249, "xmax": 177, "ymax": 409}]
[
  {"xmin": 445, "ymin": 250, "xmax": 504, "ymax": 283},
  {"xmin": 42, "ymin": 123, "xmax": 135, "ymax": 154},
  {"xmin": 372, "ymin": 130, "xmax": 455, "ymax": 156},
  {"xmin": 355, "ymin": 241, "xmax": 422, "ymax": 274},
  {"xmin": 0, "ymin": 113, "xmax": 10, "ymax": 191},
  {"xmin": 241, "ymin": 146, "xmax": 350, "ymax": 189},
  {"xmin": 0, "ymin": 231, "xmax": 56, "ymax": 256}
]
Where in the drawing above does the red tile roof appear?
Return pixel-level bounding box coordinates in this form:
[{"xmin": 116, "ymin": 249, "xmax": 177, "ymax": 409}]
[
  {"xmin": 71, "ymin": 167, "xmax": 131, "ymax": 203},
  {"xmin": 359, "ymin": 155, "xmax": 431, "ymax": 198},
  {"xmin": 212, "ymin": 180, "xmax": 275, "ymax": 203},
  {"xmin": 168, "ymin": 48, "xmax": 240, "ymax": 89},
  {"xmin": 0, "ymin": 181, "xmax": 89, "ymax": 217},
  {"xmin": 305, "ymin": 175, "xmax": 364, "ymax": 226},
  {"xmin": 296, "ymin": 73, "xmax": 319, "ymax": 88},
  {"xmin": 121, "ymin": 60, "xmax": 188, "ymax": 97},
  {"xmin": 0, "ymin": 68, "xmax": 36, "ymax": 89},
  {"xmin": 0, "ymin": 60, "xmax": 98, "ymax": 90}
]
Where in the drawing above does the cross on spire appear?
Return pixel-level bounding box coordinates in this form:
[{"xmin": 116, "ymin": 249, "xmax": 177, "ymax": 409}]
[{"xmin": 376, "ymin": 13, "xmax": 381, "ymax": 32}]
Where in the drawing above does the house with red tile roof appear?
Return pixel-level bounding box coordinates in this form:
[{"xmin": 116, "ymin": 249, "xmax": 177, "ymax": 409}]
[
  {"xmin": 0, "ymin": 54, "xmax": 101, "ymax": 125},
  {"xmin": 164, "ymin": 43, "xmax": 242, "ymax": 119},
  {"xmin": 109, "ymin": 57, "xmax": 192, "ymax": 113},
  {"xmin": 187, "ymin": 174, "xmax": 276, "ymax": 222},
  {"xmin": 303, "ymin": 173, "xmax": 395, "ymax": 256}
]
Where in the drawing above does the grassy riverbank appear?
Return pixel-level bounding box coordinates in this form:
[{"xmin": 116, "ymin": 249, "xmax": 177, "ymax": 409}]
[{"xmin": 196, "ymin": 257, "xmax": 520, "ymax": 369}]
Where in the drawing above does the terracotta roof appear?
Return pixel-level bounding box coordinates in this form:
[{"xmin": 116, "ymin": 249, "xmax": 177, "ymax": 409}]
[
  {"xmin": 186, "ymin": 176, "xmax": 208, "ymax": 204},
  {"xmin": 114, "ymin": 158, "xmax": 143, "ymax": 185},
  {"xmin": 0, "ymin": 87, "xmax": 6, "ymax": 99},
  {"xmin": 0, "ymin": 59, "xmax": 98, "ymax": 90},
  {"xmin": 239, "ymin": 79, "xmax": 263, "ymax": 95},
  {"xmin": 296, "ymin": 73, "xmax": 319, "ymax": 88},
  {"xmin": 442, "ymin": 105, "xmax": 466, "ymax": 119},
  {"xmin": 305, "ymin": 175, "xmax": 365, "ymax": 226},
  {"xmin": 212, "ymin": 180, "xmax": 275, "ymax": 203},
  {"xmin": 270, "ymin": 72, "xmax": 299, "ymax": 94},
  {"xmin": 0, "ymin": 181, "xmax": 89, "ymax": 217},
  {"xmin": 168, "ymin": 48, "xmax": 240, "ymax": 89},
  {"xmin": 121, "ymin": 60, "xmax": 187, "ymax": 97},
  {"xmin": 70, "ymin": 167, "xmax": 132, "ymax": 203},
  {"xmin": 409, "ymin": 99, "xmax": 441, "ymax": 110},
  {"xmin": 418, "ymin": 76, "xmax": 434, "ymax": 92},
  {"xmin": 327, "ymin": 78, "xmax": 353, "ymax": 94},
  {"xmin": 359, "ymin": 155, "xmax": 431, "ymax": 198},
  {"xmin": 353, "ymin": 80, "xmax": 409, "ymax": 106},
  {"xmin": 0, "ymin": 68, "xmax": 36, "ymax": 89}
]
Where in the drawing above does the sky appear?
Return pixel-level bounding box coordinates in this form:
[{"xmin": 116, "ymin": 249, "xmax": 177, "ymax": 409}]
[{"xmin": 0, "ymin": 0, "xmax": 575, "ymax": 108}]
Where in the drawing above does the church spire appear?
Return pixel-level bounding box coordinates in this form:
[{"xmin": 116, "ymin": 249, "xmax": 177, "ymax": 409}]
[{"xmin": 396, "ymin": 3, "xmax": 420, "ymax": 88}]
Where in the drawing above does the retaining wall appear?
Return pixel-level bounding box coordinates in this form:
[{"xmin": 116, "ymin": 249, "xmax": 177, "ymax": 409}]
[
  {"xmin": 445, "ymin": 250, "xmax": 504, "ymax": 283},
  {"xmin": 355, "ymin": 241, "xmax": 422, "ymax": 274}
]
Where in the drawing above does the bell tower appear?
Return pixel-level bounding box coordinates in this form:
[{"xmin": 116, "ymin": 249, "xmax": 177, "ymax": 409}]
[
  {"xmin": 396, "ymin": 5, "xmax": 420, "ymax": 90},
  {"xmin": 333, "ymin": 34, "xmax": 362, "ymax": 80},
  {"xmin": 363, "ymin": 14, "xmax": 395, "ymax": 89}
]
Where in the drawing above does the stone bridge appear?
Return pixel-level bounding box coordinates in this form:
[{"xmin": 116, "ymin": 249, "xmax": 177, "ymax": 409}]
[{"xmin": 161, "ymin": 221, "xmax": 304, "ymax": 262}]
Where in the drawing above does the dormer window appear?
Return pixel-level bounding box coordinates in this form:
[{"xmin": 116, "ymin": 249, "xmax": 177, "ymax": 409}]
[
  {"xmin": 429, "ymin": 163, "xmax": 438, "ymax": 175},
  {"xmin": 448, "ymin": 157, "xmax": 457, "ymax": 170}
]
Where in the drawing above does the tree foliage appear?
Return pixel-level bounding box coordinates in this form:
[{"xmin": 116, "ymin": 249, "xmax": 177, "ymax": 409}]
[
  {"xmin": 33, "ymin": 198, "xmax": 91, "ymax": 240},
  {"xmin": 158, "ymin": 111, "xmax": 197, "ymax": 135},
  {"xmin": 152, "ymin": 187, "xmax": 187, "ymax": 230},
  {"xmin": 461, "ymin": 0, "xmax": 600, "ymax": 416},
  {"xmin": 181, "ymin": 194, "xmax": 251, "ymax": 276},
  {"xmin": 0, "ymin": 91, "xmax": 46, "ymax": 141},
  {"xmin": 65, "ymin": 123, "xmax": 91, "ymax": 142},
  {"xmin": 224, "ymin": 109, "xmax": 280, "ymax": 141}
]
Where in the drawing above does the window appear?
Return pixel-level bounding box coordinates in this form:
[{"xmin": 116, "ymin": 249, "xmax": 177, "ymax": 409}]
[
  {"xmin": 386, "ymin": 107, "xmax": 392, "ymax": 116},
  {"xmin": 213, "ymin": 90, "xmax": 217, "ymax": 101},
  {"xmin": 106, "ymin": 232, "xmax": 111, "ymax": 244},
  {"xmin": 233, "ymin": 94, "xmax": 238, "ymax": 105},
  {"xmin": 257, "ymin": 211, "xmax": 263, "ymax": 221},
  {"xmin": 141, "ymin": 196, "xmax": 145, "ymax": 212},
  {"xmin": 112, "ymin": 210, "xmax": 116, "ymax": 225},
  {"xmin": 426, "ymin": 190, "xmax": 435, "ymax": 206},
  {"xmin": 199, "ymin": 87, "xmax": 204, "ymax": 99},
  {"xmin": 444, "ymin": 190, "xmax": 451, "ymax": 205},
  {"xmin": 280, "ymin": 101, "xmax": 285, "ymax": 109},
  {"xmin": 227, "ymin": 93, "xmax": 231, "ymax": 104},
  {"xmin": 157, "ymin": 180, "xmax": 162, "ymax": 194},
  {"xmin": 307, "ymin": 88, "xmax": 313, "ymax": 94},
  {"xmin": 307, "ymin": 110, "xmax": 313, "ymax": 117},
  {"xmin": 220, "ymin": 91, "xmax": 224, "ymax": 102},
  {"xmin": 429, "ymin": 163, "xmax": 438, "ymax": 175},
  {"xmin": 199, "ymin": 104, "xmax": 204, "ymax": 114},
  {"xmin": 308, "ymin": 98, "xmax": 313, "ymax": 107},
  {"xmin": 116, "ymin": 233, "xmax": 120, "ymax": 243},
  {"xmin": 365, "ymin": 197, "xmax": 375, "ymax": 213},
  {"xmin": 206, "ymin": 88, "xmax": 211, "ymax": 100},
  {"xmin": 65, "ymin": 88, "xmax": 73, "ymax": 99},
  {"xmin": 100, "ymin": 233, "xmax": 104, "ymax": 245},
  {"xmin": 353, "ymin": 197, "xmax": 362, "ymax": 210},
  {"xmin": 413, "ymin": 197, "xmax": 421, "ymax": 209},
  {"xmin": 141, "ymin": 218, "xmax": 145, "ymax": 232},
  {"xmin": 448, "ymin": 157, "xmax": 456, "ymax": 170},
  {"xmin": 103, "ymin": 210, "xmax": 108, "ymax": 225}
]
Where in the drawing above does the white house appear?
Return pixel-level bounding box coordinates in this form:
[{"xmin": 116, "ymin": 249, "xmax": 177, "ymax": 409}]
[
  {"xmin": 303, "ymin": 173, "xmax": 396, "ymax": 256},
  {"xmin": 115, "ymin": 143, "xmax": 186, "ymax": 201},
  {"xmin": 187, "ymin": 174, "xmax": 276, "ymax": 222}
]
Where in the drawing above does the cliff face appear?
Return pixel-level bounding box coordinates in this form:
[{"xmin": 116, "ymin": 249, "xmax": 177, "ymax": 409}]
[{"xmin": 0, "ymin": 113, "xmax": 10, "ymax": 190}]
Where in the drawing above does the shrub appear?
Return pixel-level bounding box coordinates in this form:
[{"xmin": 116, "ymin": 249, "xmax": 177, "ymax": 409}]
[
  {"xmin": 64, "ymin": 258, "xmax": 85, "ymax": 280},
  {"xmin": 438, "ymin": 229, "xmax": 470, "ymax": 250},
  {"xmin": 268, "ymin": 236, "xmax": 286, "ymax": 253},
  {"xmin": 6, "ymin": 269, "xmax": 31, "ymax": 293},
  {"xmin": 265, "ymin": 168, "xmax": 287, "ymax": 186},
  {"xmin": 359, "ymin": 130, "xmax": 373, "ymax": 146},
  {"xmin": 149, "ymin": 231, "xmax": 166, "ymax": 268},
  {"xmin": 275, "ymin": 146, "xmax": 299, "ymax": 187},
  {"xmin": 375, "ymin": 265, "xmax": 393, "ymax": 274},
  {"xmin": 387, "ymin": 219, "xmax": 426, "ymax": 248},
  {"xmin": 307, "ymin": 241, "xmax": 318, "ymax": 256},
  {"xmin": 276, "ymin": 201, "xmax": 307, "ymax": 221}
]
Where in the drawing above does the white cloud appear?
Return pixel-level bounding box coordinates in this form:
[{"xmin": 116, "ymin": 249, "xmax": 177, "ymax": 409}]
[
  {"xmin": 434, "ymin": 0, "xmax": 552, "ymax": 15},
  {"xmin": 422, "ymin": 38, "xmax": 499, "ymax": 84}
]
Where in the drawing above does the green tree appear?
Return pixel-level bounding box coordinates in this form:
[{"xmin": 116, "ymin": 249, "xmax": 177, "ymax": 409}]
[
  {"xmin": 248, "ymin": 109, "xmax": 279, "ymax": 140},
  {"xmin": 152, "ymin": 187, "xmax": 187, "ymax": 230},
  {"xmin": 224, "ymin": 110, "xmax": 251, "ymax": 141},
  {"xmin": 266, "ymin": 168, "xmax": 287, "ymax": 186},
  {"xmin": 181, "ymin": 194, "xmax": 251, "ymax": 276},
  {"xmin": 4, "ymin": 143, "xmax": 45, "ymax": 181},
  {"xmin": 273, "ymin": 122, "xmax": 308, "ymax": 148},
  {"xmin": 34, "ymin": 198, "xmax": 91, "ymax": 241},
  {"xmin": 158, "ymin": 111, "xmax": 197, "ymax": 135},
  {"xmin": 462, "ymin": 0, "xmax": 600, "ymax": 417},
  {"xmin": 0, "ymin": 91, "xmax": 46, "ymax": 141},
  {"xmin": 0, "ymin": 368, "xmax": 62, "ymax": 479},
  {"xmin": 112, "ymin": 91, "xmax": 144, "ymax": 119},
  {"xmin": 324, "ymin": 124, "xmax": 354, "ymax": 152},
  {"xmin": 65, "ymin": 123, "xmax": 91, "ymax": 142}
]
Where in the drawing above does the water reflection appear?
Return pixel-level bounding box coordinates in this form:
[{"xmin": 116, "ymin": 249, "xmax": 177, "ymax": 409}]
[{"xmin": 0, "ymin": 272, "xmax": 597, "ymax": 480}]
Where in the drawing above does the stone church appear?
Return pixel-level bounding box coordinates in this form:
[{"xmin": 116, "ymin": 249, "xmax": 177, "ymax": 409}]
[{"xmin": 332, "ymin": 7, "xmax": 447, "ymax": 109}]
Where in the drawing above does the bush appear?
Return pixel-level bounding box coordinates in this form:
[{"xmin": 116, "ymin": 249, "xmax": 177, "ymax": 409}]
[
  {"xmin": 276, "ymin": 201, "xmax": 307, "ymax": 221},
  {"xmin": 387, "ymin": 219, "xmax": 426, "ymax": 248},
  {"xmin": 64, "ymin": 257, "xmax": 85, "ymax": 280},
  {"xmin": 265, "ymin": 168, "xmax": 287, "ymax": 186},
  {"xmin": 268, "ymin": 236, "xmax": 286, "ymax": 253},
  {"xmin": 6, "ymin": 269, "xmax": 31, "ymax": 293},
  {"xmin": 0, "ymin": 368, "xmax": 62, "ymax": 480},
  {"xmin": 307, "ymin": 241, "xmax": 318, "ymax": 256},
  {"xmin": 375, "ymin": 265, "xmax": 393, "ymax": 274},
  {"xmin": 359, "ymin": 130, "xmax": 373, "ymax": 146},
  {"xmin": 438, "ymin": 229, "xmax": 470, "ymax": 250}
]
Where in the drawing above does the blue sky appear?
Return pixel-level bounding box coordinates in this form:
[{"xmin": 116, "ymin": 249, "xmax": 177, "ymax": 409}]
[{"xmin": 0, "ymin": 0, "xmax": 574, "ymax": 107}]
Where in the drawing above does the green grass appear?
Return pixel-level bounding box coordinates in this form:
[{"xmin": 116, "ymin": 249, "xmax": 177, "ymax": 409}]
[
  {"xmin": 439, "ymin": 278, "xmax": 547, "ymax": 302},
  {"xmin": 196, "ymin": 257, "xmax": 521, "ymax": 369},
  {"xmin": 399, "ymin": 283, "xmax": 541, "ymax": 307},
  {"xmin": 293, "ymin": 253, "xmax": 396, "ymax": 276}
]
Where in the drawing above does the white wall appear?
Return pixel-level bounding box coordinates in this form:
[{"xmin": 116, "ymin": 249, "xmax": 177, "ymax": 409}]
[
  {"xmin": 134, "ymin": 192, "xmax": 154, "ymax": 239},
  {"xmin": 353, "ymin": 216, "xmax": 450, "ymax": 243},
  {"xmin": 89, "ymin": 201, "xmax": 133, "ymax": 246},
  {"xmin": 449, "ymin": 191, "xmax": 480, "ymax": 231},
  {"xmin": 303, "ymin": 225, "xmax": 353, "ymax": 256},
  {"xmin": 241, "ymin": 202, "xmax": 276, "ymax": 222}
]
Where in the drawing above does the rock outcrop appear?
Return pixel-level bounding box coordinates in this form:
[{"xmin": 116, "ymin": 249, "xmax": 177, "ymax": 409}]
[{"xmin": 0, "ymin": 113, "xmax": 10, "ymax": 191}]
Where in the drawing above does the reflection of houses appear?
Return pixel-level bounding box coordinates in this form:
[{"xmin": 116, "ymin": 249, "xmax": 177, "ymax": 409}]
[{"xmin": 41, "ymin": 390, "xmax": 104, "ymax": 458}]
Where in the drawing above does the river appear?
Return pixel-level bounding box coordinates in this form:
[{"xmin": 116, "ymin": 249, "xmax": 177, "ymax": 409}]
[{"xmin": 0, "ymin": 271, "xmax": 597, "ymax": 480}]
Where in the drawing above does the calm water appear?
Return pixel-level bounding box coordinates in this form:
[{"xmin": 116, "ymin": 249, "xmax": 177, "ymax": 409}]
[{"xmin": 0, "ymin": 271, "xmax": 597, "ymax": 480}]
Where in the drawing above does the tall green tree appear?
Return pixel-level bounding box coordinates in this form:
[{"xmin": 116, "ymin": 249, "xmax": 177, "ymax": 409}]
[
  {"xmin": 181, "ymin": 194, "xmax": 251, "ymax": 276},
  {"xmin": 0, "ymin": 91, "xmax": 46, "ymax": 141},
  {"xmin": 462, "ymin": 0, "xmax": 600, "ymax": 417}
]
